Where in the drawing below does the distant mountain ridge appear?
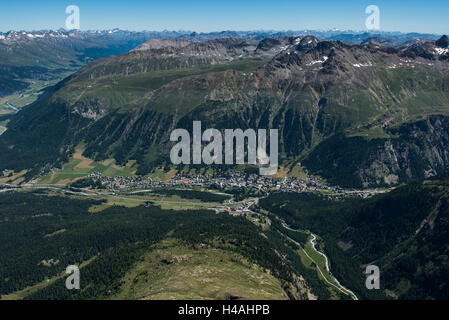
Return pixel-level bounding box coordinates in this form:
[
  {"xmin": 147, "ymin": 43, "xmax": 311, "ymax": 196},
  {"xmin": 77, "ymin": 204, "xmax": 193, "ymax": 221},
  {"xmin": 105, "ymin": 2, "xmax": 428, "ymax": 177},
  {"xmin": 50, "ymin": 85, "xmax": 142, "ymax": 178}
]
[
  {"xmin": 0, "ymin": 28, "xmax": 442, "ymax": 44},
  {"xmin": 0, "ymin": 29, "xmax": 169, "ymax": 97},
  {"xmin": 0, "ymin": 29, "xmax": 443, "ymax": 97}
]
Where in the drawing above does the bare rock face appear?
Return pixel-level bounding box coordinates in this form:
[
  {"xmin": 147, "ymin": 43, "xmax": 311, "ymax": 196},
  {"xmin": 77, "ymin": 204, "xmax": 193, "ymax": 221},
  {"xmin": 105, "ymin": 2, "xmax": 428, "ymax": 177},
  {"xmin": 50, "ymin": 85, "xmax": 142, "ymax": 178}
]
[
  {"xmin": 132, "ymin": 38, "xmax": 192, "ymax": 51},
  {"xmin": 400, "ymin": 35, "xmax": 449, "ymax": 61},
  {"xmin": 305, "ymin": 116, "xmax": 449, "ymax": 188},
  {"xmin": 72, "ymin": 97, "xmax": 106, "ymax": 120},
  {"xmin": 75, "ymin": 38, "xmax": 261, "ymax": 79}
]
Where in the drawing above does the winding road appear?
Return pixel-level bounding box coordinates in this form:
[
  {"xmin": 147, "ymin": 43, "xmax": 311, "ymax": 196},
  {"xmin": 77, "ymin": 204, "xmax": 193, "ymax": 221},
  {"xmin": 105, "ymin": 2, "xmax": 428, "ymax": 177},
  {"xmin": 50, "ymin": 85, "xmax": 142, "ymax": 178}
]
[
  {"xmin": 6, "ymin": 102, "xmax": 19, "ymax": 112},
  {"xmin": 309, "ymin": 233, "xmax": 358, "ymax": 300},
  {"xmin": 0, "ymin": 102, "xmax": 19, "ymax": 136},
  {"xmin": 281, "ymin": 222, "xmax": 358, "ymax": 300}
]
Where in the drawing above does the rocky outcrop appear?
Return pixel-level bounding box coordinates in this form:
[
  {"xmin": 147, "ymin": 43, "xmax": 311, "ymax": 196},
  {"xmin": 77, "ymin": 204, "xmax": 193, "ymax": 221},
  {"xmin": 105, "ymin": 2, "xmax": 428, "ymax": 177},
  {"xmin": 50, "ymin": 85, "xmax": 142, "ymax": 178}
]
[
  {"xmin": 132, "ymin": 38, "xmax": 192, "ymax": 51},
  {"xmin": 304, "ymin": 116, "xmax": 449, "ymax": 187}
]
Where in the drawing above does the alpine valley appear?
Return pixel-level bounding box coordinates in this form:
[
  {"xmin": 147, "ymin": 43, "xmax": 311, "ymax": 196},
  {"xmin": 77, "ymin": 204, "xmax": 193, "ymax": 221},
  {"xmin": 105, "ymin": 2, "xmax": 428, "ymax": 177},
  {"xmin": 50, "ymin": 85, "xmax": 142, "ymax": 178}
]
[
  {"xmin": 1, "ymin": 30, "xmax": 449, "ymax": 301},
  {"xmin": 2, "ymin": 32, "xmax": 449, "ymax": 187}
]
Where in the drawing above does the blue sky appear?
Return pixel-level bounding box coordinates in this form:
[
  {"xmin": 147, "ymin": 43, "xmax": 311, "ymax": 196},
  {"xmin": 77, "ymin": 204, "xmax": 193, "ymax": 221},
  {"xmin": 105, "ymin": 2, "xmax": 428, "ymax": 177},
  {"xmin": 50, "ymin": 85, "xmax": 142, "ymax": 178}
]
[{"xmin": 1, "ymin": 0, "xmax": 448, "ymax": 34}]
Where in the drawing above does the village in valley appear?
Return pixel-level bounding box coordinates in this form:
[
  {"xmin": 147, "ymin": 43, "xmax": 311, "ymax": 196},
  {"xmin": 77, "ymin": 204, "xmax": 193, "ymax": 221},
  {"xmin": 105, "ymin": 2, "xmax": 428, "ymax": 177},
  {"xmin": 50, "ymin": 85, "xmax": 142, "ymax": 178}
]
[
  {"xmin": 0, "ymin": 166, "xmax": 387, "ymax": 228},
  {"xmin": 85, "ymin": 170, "xmax": 384, "ymax": 199}
]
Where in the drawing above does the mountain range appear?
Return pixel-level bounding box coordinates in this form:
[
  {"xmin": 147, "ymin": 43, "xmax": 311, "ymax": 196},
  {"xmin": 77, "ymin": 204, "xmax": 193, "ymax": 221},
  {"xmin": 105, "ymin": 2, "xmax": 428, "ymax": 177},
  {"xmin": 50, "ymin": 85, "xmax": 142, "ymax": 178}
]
[
  {"xmin": 0, "ymin": 29, "xmax": 442, "ymax": 97},
  {"xmin": 2, "ymin": 28, "xmax": 449, "ymax": 301},
  {"xmin": 1, "ymin": 33, "xmax": 449, "ymax": 187}
]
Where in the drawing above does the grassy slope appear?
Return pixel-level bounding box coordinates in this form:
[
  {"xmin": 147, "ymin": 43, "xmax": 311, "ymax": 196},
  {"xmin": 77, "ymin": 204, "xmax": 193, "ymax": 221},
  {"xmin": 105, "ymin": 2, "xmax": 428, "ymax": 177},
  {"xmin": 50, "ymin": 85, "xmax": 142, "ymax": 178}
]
[
  {"xmin": 55, "ymin": 59, "xmax": 267, "ymax": 113},
  {"xmin": 112, "ymin": 239, "xmax": 288, "ymax": 300}
]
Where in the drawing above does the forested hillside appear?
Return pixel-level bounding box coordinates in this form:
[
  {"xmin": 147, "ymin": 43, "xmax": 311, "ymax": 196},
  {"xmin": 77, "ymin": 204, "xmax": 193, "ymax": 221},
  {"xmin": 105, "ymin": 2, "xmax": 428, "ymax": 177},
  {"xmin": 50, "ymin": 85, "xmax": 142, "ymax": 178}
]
[
  {"xmin": 259, "ymin": 178, "xmax": 449, "ymax": 299},
  {"xmin": 1, "ymin": 190, "xmax": 335, "ymax": 300}
]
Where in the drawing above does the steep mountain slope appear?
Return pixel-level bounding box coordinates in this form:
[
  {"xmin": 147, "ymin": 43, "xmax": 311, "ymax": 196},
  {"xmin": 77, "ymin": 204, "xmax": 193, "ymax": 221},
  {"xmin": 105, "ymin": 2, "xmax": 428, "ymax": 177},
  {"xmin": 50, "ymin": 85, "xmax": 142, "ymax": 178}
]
[
  {"xmin": 1, "ymin": 36, "xmax": 449, "ymax": 187},
  {"xmin": 73, "ymin": 38, "xmax": 260, "ymax": 79},
  {"xmin": 304, "ymin": 115, "xmax": 449, "ymax": 187},
  {"xmin": 401, "ymin": 35, "xmax": 449, "ymax": 61},
  {"xmin": 259, "ymin": 177, "xmax": 449, "ymax": 299}
]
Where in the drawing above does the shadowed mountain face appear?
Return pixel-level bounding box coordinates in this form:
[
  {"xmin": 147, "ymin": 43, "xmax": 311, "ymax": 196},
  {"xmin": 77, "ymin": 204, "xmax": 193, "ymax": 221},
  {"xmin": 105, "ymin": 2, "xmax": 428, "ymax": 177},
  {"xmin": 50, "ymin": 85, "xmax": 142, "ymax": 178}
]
[
  {"xmin": 1, "ymin": 35, "xmax": 449, "ymax": 187},
  {"xmin": 436, "ymin": 35, "xmax": 449, "ymax": 48},
  {"xmin": 401, "ymin": 35, "xmax": 449, "ymax": 61}
]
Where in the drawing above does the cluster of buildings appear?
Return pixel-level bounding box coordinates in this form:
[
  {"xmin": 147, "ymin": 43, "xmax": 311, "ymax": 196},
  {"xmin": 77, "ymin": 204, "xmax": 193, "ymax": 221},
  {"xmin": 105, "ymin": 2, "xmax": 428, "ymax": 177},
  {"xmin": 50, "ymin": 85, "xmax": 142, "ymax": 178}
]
[
  {"xmin": 87, "ymin": 172, "xmax": 170, "ymax": 190},
  {"xmin": 86, "ymin": 170, "xmax": 381, "ymax": 198}
]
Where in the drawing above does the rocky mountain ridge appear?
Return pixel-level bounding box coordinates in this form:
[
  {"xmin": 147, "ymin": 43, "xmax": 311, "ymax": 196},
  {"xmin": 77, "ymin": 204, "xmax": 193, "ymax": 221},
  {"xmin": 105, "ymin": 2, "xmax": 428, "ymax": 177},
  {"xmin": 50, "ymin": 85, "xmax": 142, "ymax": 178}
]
[{"xmin": 1, "ymin": 35, "xmax": 449, "ymax": 187}]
